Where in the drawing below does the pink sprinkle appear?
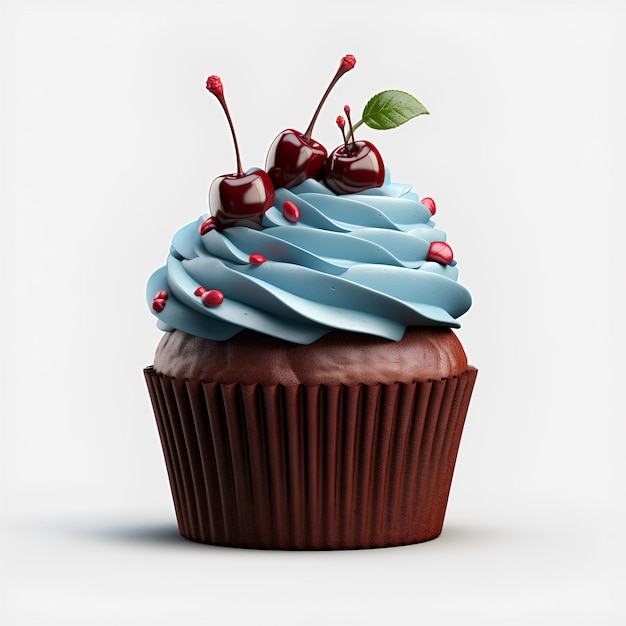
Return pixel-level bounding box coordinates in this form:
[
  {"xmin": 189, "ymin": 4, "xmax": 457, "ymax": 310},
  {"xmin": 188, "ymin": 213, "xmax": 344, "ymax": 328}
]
[
  {"xmin": 152, "ymin": 298, "xmax": 166, "ymax": 312},
  {"xmin": 201, "ymin": 289, "xmax": 224, "ymax": 306},
  {"xmin": 282, "ymin": 200, "xmax": 300, "ymax": 223},
  {"xmin": 200, "ymin": 216, "xmax": 217, "ymax": 235},
  {"xmin": 249, "ymin": 253, "xmax": 266, "ymax": 265},
  {"xmin": 421, "ymin": 197, "xmax": 436, "ymax": 215},
  {"xmin": 427, "ymin": 241, "xmax": 454, "ymax": 265},
  {"xmin": 194, "ymin": 286, "xmax": 207, "ymax": 296}
]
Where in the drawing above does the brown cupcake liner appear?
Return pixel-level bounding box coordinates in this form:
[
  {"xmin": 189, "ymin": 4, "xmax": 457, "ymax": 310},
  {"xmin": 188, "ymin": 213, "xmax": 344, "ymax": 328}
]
[{"xmin": 144, "ymin": 366, "xmax": 477, "ymax": 550}]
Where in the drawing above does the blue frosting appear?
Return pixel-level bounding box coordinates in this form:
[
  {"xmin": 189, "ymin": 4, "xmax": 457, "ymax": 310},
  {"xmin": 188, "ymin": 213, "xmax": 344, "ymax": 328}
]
[{"xmin": 147, "ymin": 169, "xmax": 472, "ymax": 344}]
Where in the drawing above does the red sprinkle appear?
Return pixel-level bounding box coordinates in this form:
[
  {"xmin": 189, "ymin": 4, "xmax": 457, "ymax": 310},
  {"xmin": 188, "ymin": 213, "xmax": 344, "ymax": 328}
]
[
  {"xmin": 200, "ymin": 216, "xmax": 217, "ymax": 235},
  {"xmin": 427, "ymin": 241, "xmax": 454, "ymax": 265},
  {"xmin": 156, "ymin": 290, "xmax": 168, "ymax": 301},
  {"xmin": 282, "ymin": 201, "xmax": 300, "ymax": 223},
  {"xmin": 421, "ymin": 197, "xmax": 436, "ymax": 215},
  {"xmin": 201, "ymin": 289, "xmax": 224, "ymax": 306},
  {"xmin": 249, "ymin": 253, "xmax": 266, "ymax": 265},
  {"xmin": 152, "ymin": 298, "xmax": 166, "ymax": 312},
  {"xmin": 194, "ymin": 286, "xmax": 207, "ymax": 296}
]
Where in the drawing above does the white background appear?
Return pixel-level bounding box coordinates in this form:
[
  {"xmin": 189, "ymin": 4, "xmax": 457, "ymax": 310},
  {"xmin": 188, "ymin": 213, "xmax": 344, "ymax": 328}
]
[{"xmin": 1, "ymin": 0, "xmax": 624, "ymax": 624}]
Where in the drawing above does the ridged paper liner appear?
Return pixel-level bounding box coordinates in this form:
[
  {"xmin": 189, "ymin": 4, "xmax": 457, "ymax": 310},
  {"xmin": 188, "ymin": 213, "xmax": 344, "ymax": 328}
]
[{"xmin": 144, "ymin": 366, "xmax": 477, "ymax": 550}]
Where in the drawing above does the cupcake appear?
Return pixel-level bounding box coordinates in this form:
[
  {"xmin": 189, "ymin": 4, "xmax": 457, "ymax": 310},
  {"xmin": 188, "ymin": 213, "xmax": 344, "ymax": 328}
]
[{"xmin": 145, "ymin": 56, "xmax": 477, "ymax": 549}]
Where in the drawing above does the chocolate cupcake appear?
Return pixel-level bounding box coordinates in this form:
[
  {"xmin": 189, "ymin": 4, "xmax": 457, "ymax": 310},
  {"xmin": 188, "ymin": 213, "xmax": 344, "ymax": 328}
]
[{"xmin": 145, "ymin": 60, "xmax": 477, "ymax": 549}]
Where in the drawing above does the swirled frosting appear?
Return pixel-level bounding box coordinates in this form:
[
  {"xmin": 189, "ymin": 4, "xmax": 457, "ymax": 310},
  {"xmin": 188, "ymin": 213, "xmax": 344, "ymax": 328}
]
[{"xmin": 147, "ymin": 169, "xmax": 472, "ymax": 345}]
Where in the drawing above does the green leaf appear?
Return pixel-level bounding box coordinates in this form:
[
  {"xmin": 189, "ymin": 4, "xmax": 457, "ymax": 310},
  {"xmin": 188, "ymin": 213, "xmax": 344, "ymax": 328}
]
[{"xmin": 362, "ymin": 90, "xmax": 429, "ymax": 131}]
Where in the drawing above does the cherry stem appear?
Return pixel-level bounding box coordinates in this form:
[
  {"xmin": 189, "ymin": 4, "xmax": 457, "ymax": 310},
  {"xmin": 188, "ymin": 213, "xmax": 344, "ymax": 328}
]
[
  {"xmin": 344, "ymin": 105, "xmax": 356, "ymax": 145},
  {"xmin": 336, "ymin": 115, "xmax": 348, "ymax": 149},
  {"xmin": 303, "ymin": 54, "xmax": 356, "ymax": 141},
  {"xmin": 206, "ymin": 75, "xmax": 244, "ymax": 176},
  {"xmin": 345, "ymin": 118, "xmax": 363, "ymax": 142}
]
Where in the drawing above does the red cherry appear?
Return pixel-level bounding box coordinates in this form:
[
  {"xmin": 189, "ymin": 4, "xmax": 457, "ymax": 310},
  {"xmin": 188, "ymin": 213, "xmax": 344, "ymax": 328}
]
[
  {"xmin": 265, "ymin": 55, "xmax": 356, "ymax": 189},
  {"xmin": 209, "ymin": 170, "xmax": 275, "ymax": 230},
  {"xmin": 200, "ymin": 216, "xmax": 217, "ymax": 235},
  {"xmin": 249, "ymin": 253, "xmax": 266, "ymax": 265},
  {"xmin": 206, "ymin": 75, "xmax": 275, "ymax": 230},
  {"xmin": 201, "ymin": 289, "xmax": 225, "ymax": 306},
  {"xmin": 152, "ymin": 298, "xmax": 166, "ymax": 312},
  {"xmin": 324, "ymin": 140, "xmax": 385, "ymax": 194},
  {"xmin": 282, "ymin": 200, "xmax": 301, "ymax": 223},
  {"xmin": 265, "ymin": 130, "xmax": 327, "ymax": 190},
  {"xmin": 194, "ymin": 286, "xmax": 207, "ymax": 296},
  {"xmin": 421, "ymin": 197, "xmax": 436, "ymax": 215},
  {"xmin": 427, "ymin": 241, "xmax": 454, "ymax": 265},
  {"xmin": 323, "ymin": 107, "xmax": 385, "ymax": 195}
]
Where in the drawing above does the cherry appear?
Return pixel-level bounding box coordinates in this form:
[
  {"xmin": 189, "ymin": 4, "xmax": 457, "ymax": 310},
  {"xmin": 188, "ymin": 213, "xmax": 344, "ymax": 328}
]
[
  {"xmin": 323, "ymin": 105, "xmax": 385, "ymax": 195},
  {"xmin": 206, "ymin": 75, "xmax": 275, "ymax": 230},
  {"xmin": 265, "ymin": 55, "xmax": 356, "ymax": 189}
]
